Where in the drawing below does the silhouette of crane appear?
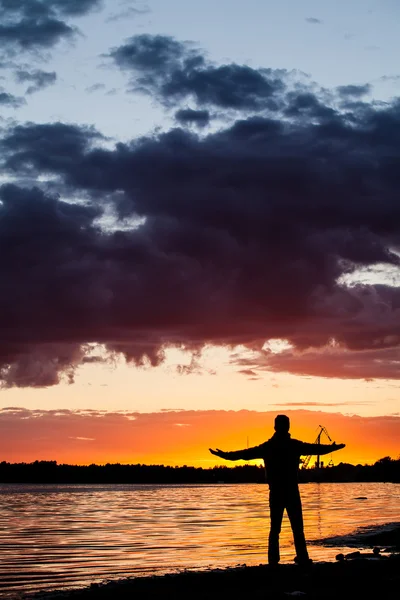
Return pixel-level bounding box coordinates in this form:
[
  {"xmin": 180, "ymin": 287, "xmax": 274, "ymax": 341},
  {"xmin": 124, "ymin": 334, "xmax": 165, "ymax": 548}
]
[{"xmin": 302, "ymin": 425, "xmax": 334, "ymax": 470}]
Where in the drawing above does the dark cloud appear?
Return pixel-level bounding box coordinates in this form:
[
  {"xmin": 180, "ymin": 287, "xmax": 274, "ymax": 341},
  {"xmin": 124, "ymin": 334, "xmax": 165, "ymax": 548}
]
[
  {"xmin": 0, "ymin": 0, "xmax": 102, "ymax": 55},
  {"xmin": 175, "ymin": 108, "xmax": 210, "ymax": 127},
  {"xmin": 0, "ymin": 91, "xmax": 26, "ymax": 107},
  {"xmin": 0, "ymin": 18, "xmax": 74, "ymax": 52},
  {"xmin": 1, "ymin": 41, "xmax": 400, "ymax": 385},
  {"xmin": 109, "ymin": 34, "xmax": 192, "ymax": 75},
  {"xmin": 0, "ymin": 181, "xmax": 103, "ymax": 387},
  {"xmin": 0, "ymin": 0, "xmax": 102, "ymax": 18},
  {"xmin": 305, "ymin": 17, "xmax": 322, "ymax": 24},
  {"xmin": 337, "ymin": 84, "xmax": 372, "ymax": 98},
  {"xmin": 164, "ymin": 64, "xmax": 285, "ymax": 110},
  {"xmin": 2, "ymin": 121, "xmax": 104, "ymax": 172},
  {"xmin": 284, "ymin": 91, "xmax": 337, "ymax": 120},
  {"xmin": 15, "ymin": 68, "xmax": 57, "ymax": 93},
  {"xmin": 109, "ymin": 34, "xmax": 287, "ymax": 111}
]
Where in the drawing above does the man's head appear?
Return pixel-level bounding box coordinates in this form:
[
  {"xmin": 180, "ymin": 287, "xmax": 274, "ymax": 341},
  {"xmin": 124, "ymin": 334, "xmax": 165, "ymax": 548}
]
[{"xmin": 274, "ymin": 414, "xmax": 290, "ymax": 433}]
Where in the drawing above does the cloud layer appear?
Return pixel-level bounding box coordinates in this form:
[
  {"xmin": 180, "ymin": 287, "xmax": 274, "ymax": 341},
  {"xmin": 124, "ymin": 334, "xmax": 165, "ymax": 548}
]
[{"xmin": 1, "ymin": 34, "xmax": 400, "ymax": 386}]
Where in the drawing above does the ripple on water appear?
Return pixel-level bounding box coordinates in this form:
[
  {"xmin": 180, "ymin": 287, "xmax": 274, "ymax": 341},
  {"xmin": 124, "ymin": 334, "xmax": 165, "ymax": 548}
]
[{"xmin": 0, "ymin": 482, "xmax": 399, "ymax": 595}]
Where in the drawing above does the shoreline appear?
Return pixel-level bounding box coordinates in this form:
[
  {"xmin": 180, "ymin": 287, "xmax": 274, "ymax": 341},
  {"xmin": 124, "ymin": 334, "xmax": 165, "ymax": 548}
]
[
  {"xmin": 21, "ymin": 523, "xmax": 400, "ymax": 600},
  {"xmin": 23, "ymin": 555, "xmax": 400, "ymax": 600}
]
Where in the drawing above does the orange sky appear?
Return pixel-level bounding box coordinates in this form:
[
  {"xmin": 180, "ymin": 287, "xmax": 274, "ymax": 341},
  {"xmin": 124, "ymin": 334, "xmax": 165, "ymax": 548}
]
[
  {"xmin": 1, "ymin": 347, "xmax": 399, "ymax": 467},
  {"xmin": 1, "ymin": 407, "xmax": 398, "ymax": 466}
]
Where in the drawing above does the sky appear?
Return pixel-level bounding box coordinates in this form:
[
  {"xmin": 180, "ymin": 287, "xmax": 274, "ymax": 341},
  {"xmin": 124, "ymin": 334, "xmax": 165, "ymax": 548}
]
[{"xmin": 0, "ymin": 0, "xmax": 399, "ymax": 466}]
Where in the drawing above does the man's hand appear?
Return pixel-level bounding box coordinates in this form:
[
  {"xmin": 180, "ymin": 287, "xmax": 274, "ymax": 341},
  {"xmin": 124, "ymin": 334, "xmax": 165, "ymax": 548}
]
[
  {"xmin": 331, "ymin": 443, "xmax": 345, "ymax": 450},
  {"xmin": 209, "ymin": 448, "xmax": 229, "ymax": 459}
]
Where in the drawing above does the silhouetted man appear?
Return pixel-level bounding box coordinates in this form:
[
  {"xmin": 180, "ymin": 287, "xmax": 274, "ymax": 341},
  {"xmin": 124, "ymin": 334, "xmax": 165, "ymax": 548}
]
[{"xmin": 210, "ymin": 414, "xmax": 345, "ymax": 566}]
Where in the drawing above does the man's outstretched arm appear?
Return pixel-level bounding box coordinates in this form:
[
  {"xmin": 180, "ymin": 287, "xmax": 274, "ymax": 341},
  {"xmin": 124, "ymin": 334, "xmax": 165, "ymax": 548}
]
[
  {"xmin": 209, "ymin": 444, "xmax": 265, "ymax": 461},
  {"xmin": 298, "ymin": 441, "xmax": 346, "ymax": 456}
]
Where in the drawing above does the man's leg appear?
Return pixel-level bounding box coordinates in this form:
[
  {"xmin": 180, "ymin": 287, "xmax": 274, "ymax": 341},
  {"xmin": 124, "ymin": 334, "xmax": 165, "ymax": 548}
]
[
  {"xmin": 286, "ymin": 487, "xmax": 310, "ymax": 564},
  {"xmin": 268, "ymin": 489, "xmax": 285, "ymax": 565}
]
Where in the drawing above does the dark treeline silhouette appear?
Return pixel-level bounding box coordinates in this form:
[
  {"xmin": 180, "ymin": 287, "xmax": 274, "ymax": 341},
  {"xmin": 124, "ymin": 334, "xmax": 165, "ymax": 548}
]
[{"xmin": 0, "ymin": 456, "xmax": 399, "ymax": 484}]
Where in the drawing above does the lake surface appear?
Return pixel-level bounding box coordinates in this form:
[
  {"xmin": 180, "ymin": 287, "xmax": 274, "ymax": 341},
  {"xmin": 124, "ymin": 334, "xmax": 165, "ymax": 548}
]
[{"xmin": 0, "ymin": 482, "xmax": 398, "ymax": 596}]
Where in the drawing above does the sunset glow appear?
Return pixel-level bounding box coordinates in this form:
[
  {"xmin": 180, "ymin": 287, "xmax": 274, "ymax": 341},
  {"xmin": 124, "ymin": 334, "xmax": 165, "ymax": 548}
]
[
  {"xmin": 0, "ymin": 0, "xmax": 400, "ymax": 469},
  {"xmin": 1, "ymin": 406, "xmax": 398, "ymax": 467}
]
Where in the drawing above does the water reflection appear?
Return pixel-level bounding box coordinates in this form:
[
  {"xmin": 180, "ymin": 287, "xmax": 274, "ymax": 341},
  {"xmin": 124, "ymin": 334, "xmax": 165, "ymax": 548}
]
[{"xmin": 0, "ymin": 483, "xmax": 398, "ymax": 595}]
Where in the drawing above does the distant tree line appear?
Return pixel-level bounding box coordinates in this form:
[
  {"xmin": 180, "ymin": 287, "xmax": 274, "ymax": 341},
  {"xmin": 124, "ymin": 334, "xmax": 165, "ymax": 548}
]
[
  {"xmin": 298, "ymin": 456, "xmax": 400, "ymax": 484},
  {"xmin": 0, "ymin": 456, "xmax": 399, "ymax": 484},
  {"xmin": 0, "ymin": 461, "xmax": 264, "ymax": 484}
]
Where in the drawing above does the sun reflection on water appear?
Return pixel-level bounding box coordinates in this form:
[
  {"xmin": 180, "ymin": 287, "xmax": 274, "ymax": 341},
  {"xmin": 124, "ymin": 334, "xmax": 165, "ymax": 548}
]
[{"xmin": 0, "ymin": 482, "xmax": 398, "ymax": 596}]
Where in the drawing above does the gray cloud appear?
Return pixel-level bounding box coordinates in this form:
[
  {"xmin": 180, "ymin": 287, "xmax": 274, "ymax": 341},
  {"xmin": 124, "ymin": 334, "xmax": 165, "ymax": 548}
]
[
  {"xmin": 49, "ymin": 0, "xmax": 103, "ymax": 16},
  {"xmin": 0, "ymin": 90, "xmax": 26, "ymax": 107},
  {"xmin": 380, "ymin": 75, "xmax": 400, "ymax": 83},
  {"xmin": 15, "ymin": 68, "xmax": 57, "ymax": 93},
  {"xmin": 305, "ymin": 17, "xmax": 322, "ymax": 24},
  {"xmin": 86, "ymin": 82, "xmax": 106, "ymax": 93},
  {"xmin": 106, "ymin": 4, "xmax": 150, "ymax": 23}
]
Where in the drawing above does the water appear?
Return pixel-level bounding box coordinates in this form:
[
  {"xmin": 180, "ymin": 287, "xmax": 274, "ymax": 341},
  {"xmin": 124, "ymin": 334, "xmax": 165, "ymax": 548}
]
[{"xmin": 0, "ymin": 482, "xmax": 398, "ymax": 596}]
